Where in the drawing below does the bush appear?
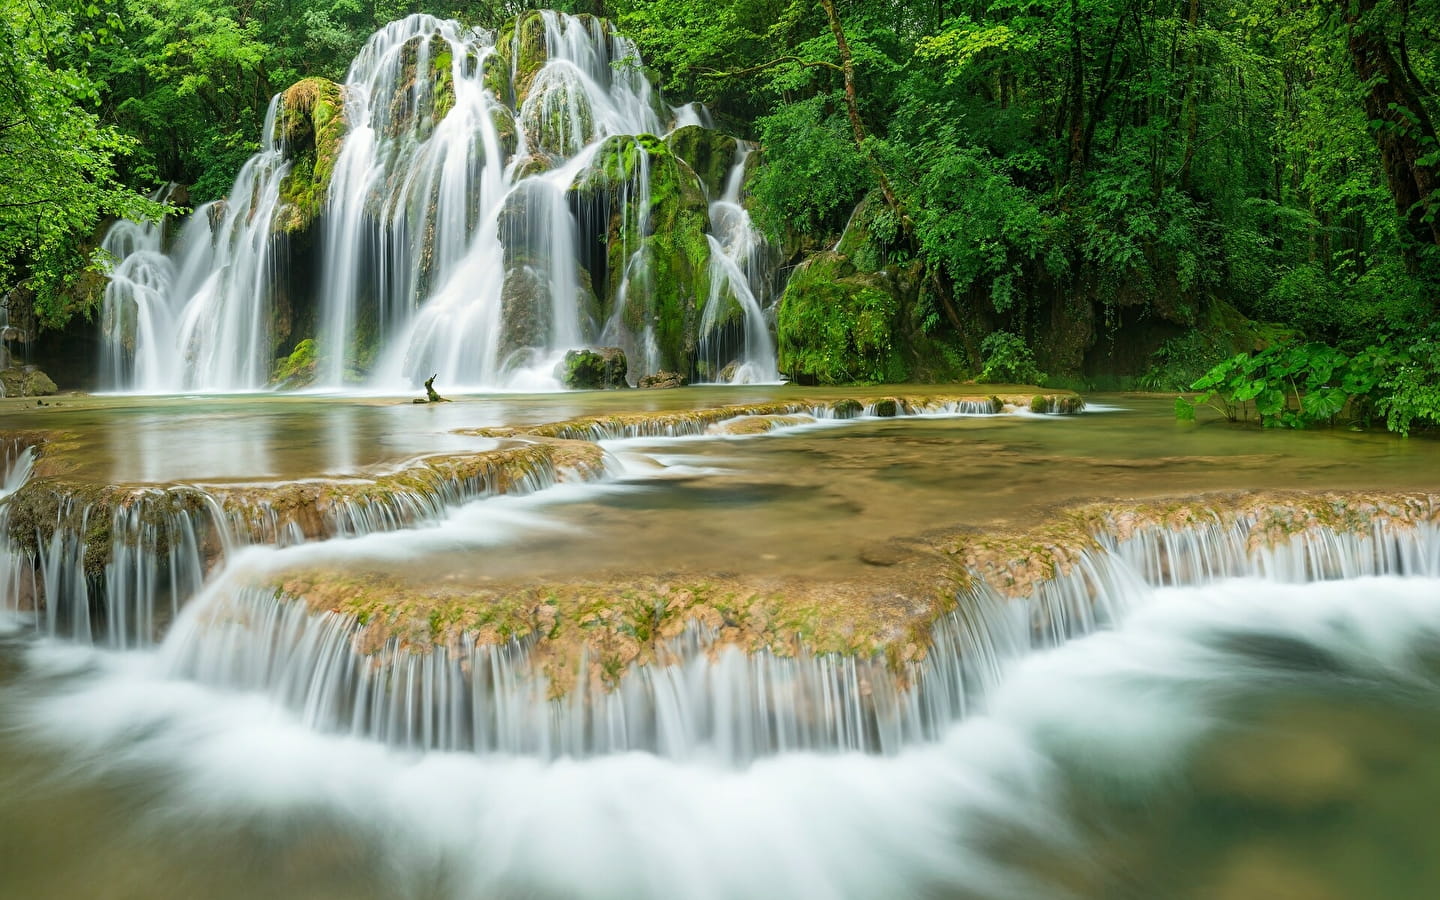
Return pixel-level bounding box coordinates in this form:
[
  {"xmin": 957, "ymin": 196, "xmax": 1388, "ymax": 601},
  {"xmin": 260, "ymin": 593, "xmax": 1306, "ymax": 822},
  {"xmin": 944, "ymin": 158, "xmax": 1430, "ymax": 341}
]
[{"xmin": 977, "ymin": 331, "xmax": 1045, "ymax": 385}]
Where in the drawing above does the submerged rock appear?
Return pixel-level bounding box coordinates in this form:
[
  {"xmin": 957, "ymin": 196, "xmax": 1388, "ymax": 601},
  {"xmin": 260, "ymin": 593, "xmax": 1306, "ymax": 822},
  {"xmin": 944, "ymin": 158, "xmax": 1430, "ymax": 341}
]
[
  {"xmin": 0, "ymin": 366, "xmax": 58, "ymax": 397},
  {"xmin": 559, "ymin": 347, "xmax": 628, "ymax": 389}
]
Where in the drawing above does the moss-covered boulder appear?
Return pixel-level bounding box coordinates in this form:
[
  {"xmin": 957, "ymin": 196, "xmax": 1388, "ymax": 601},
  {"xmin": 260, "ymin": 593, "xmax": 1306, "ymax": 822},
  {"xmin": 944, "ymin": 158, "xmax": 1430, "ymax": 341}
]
[
  {"xmin": 664, "ymin": 125, "xmax": 739, "ymax": 199},
  {"xmin": 274, "ymin": 77, "xmax": 347, "ymax": 235},
  {"xmin": 778, "ymin": 190, "xmax": 965, "ymax": 385},
  {"xmin": 559, "ymin": 347, "xmax": 628, "ymax": 389},
  {"xmin": 271, "ymin": 338, "xmax": 319, "ymax": 389},
  {"xmin": 0, "ymin": 366, "xmax": 58, "ymax": 397},
  {"xmin": 776, "ymin": 250, "xmax": 911, "ymax": 384}
]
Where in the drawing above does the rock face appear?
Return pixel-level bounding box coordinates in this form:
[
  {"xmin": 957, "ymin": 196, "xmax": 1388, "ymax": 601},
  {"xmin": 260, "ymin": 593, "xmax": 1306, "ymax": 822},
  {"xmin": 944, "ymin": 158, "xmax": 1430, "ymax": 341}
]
[
  {"xmin": 0, "ymin": 366, "xmax": 58, "ymax": 397},
  {"xmin": 559, "ymin": 347, "xmax": 628, "ymax": 389},
  {"xmin": 569, "ymin": 134, "xmax": 715, "ymax": 378}
]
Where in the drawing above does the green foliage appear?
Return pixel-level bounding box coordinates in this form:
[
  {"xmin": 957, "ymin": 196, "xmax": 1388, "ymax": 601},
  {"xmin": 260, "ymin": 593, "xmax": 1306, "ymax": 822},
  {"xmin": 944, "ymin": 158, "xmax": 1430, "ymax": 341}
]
[
  {"xmin": 1, "ymin": 0, "xmax": 162, "ymax": 328},
  {"xmin": 977, "ymin": 331, "xmax": 1044, "ymax": 386},
  {"xmin": 1178, "ymin": 332, "xmax": 1440, "ymax": 435}
]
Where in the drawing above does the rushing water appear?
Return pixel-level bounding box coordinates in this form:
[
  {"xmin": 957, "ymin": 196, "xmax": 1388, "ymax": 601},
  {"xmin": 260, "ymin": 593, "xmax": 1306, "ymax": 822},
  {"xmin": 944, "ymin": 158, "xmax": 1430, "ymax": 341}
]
[
  {"xmin": 2, "ymin": 394, "xmax": 1439, "ymax": 896},
  {"xmin": 98, "ymin": 12, "xmax": 779, "ymax": 394}
]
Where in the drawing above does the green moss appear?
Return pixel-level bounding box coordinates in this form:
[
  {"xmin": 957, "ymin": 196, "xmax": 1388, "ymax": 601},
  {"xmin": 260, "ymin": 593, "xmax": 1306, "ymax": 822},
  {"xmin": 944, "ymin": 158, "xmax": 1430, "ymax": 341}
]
[
  {"xmin": 663, "ymin": 126, "xmax": 739, "ymax": 200},
  {"xmin": 272, "ymin": 338, "xmax": 319, "ymax": 389},
  {"xmin": 776, "ymin": 251, "xmax": 907, "ymax": 384},
  {"xmin": 511, "ymin": 10, "xmax": 549, "ymax": 103},
  {"xmin": 275, "ymin": 77, "xmax": 348, "ymax": 235}
]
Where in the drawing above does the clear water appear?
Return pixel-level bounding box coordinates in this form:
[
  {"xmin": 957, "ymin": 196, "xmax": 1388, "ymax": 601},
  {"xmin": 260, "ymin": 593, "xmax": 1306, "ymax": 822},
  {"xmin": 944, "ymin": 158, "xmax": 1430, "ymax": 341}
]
[{"xmin": 1, "ymin": 394, "xmax": 1439, "ymax": 897}]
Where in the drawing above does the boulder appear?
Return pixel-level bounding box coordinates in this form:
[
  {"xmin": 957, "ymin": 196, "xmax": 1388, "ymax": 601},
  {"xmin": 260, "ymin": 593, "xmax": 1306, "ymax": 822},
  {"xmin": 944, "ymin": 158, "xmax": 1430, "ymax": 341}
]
[
  {"xmin": 559, "ymin": 347, "xmax": 628, "ymax": 389},
  {"xmin": 0, "ymin": 366, "xmax": 58, "ymax": 397},
  {"xmin": 637, "ymin": 371, "xmax": 686, "ymax": 390}
]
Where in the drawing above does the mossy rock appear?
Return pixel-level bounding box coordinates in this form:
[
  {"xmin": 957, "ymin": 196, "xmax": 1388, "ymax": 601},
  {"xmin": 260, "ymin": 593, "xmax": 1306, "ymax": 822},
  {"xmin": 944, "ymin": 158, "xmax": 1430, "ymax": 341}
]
[
  {"xmin": 520, "ymin": 66, "xmax": 598, "ymax": 156},
  {"xmin": 0, "ymin": 366, "xmax": 58, "ymax": 397},
  {"xmin": 559, "ymin": 347, "xmax": 628, "ymax": 389},
  {"xmin": 637, "ymin": 371, "xmax": 687, "ymax": 389},
  {"xmin": 272, "ymin": 338, "xmax": 319, "ymax": 389},
  {"xmin": 776, "ymin": 251, "xmax": 910, "ymax": 385},
  {"xmin": 274, "ymin": 77, "xmax": 348, "ymax": 235},
  {"xmin": 510, "ymin": 10, "xmax": 550, "ymax": 104},
  {"xmin": 831, "ymin": 398, "xmax": 864, "ymax": 419},
  {"xmin": 664, "ymin": 125, "xmax": 739, "ymax": 199},
  {"xmin": 872, "ymin": 398, "xmax": 900, "ymax": 418},
  {"xmin": 491, "ymin": 105, "xmax": 519, "ymax": 160},
  {"xmin": 570, "ymin": 134, "xmax": 714, "ymax": 375}
]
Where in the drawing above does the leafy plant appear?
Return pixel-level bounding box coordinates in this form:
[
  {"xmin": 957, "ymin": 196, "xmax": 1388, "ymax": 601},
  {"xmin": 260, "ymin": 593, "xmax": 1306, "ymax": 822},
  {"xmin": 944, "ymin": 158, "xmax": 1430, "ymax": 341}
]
[{"xmin": 977, "ymin": 331, "xmax": 1045, "ymax": 385}]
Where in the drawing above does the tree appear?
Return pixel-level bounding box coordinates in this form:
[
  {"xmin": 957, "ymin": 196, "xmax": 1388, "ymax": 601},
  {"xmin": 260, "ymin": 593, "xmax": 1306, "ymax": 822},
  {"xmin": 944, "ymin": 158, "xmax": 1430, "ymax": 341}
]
[{"xmin": 0, "ymin": 0, "xmax": 159, "ymax": 331}]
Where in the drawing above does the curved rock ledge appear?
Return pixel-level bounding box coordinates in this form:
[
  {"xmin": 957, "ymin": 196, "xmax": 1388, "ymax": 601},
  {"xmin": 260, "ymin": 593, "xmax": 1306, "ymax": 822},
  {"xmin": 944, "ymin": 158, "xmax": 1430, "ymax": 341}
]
[
  {"xmin": 193, "ymin": 490, "xmax": 1437, "ymax": 761},
  {"xmin": 0, "ymin": 439, "xmax": 608, "ymax": 644}
]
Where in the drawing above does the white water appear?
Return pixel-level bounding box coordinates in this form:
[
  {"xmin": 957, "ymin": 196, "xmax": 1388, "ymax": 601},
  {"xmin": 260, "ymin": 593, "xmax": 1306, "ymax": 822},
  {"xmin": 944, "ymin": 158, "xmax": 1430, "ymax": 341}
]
[
  {"xmin": 99, "ymin": 12, "xmax": 781, "ymax": 394},
  {"xmin": 13, "ymin": 574, "xmax": 1440, "ymax": 898},
  {"xmin": 101, "ymin": 106, "xmax": 291, "ymax": 393},
  {"xmin": 699, "ymin": 142, "xmax": 779, "ymax": 384}
]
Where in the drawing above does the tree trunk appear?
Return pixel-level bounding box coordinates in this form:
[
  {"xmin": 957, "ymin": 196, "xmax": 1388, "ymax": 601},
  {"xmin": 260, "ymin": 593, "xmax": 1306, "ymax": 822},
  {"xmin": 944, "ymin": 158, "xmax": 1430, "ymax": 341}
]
[{"xmin": 818, "ymin": 0, "xmax": 901, "ymax": 213}]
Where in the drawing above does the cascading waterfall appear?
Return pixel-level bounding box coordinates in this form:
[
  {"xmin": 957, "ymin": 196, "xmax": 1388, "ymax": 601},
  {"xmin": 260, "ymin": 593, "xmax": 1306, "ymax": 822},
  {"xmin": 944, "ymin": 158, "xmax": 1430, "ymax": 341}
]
[
  {"xmin": 699, "ymin": 142, "xmax": 780, "ymax": 383},
  {"xmin": 99, "ymin": 11, "xmax": 778, "ymax": 393},
  {"xmin": 101, "ymin": 107, "xmax": 291, "ymax": 392},
  {"xmin": 149, "ymin": 498, "xmax": 1440, "ymax": 764}
]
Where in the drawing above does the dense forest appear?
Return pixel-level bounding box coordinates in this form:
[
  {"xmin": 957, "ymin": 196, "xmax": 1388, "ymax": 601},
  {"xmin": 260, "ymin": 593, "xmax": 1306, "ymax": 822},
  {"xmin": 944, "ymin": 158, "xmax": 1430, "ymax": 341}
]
[{"xmin": 2, "ymin": 0, "xmax": 1437, "ymax": 430}]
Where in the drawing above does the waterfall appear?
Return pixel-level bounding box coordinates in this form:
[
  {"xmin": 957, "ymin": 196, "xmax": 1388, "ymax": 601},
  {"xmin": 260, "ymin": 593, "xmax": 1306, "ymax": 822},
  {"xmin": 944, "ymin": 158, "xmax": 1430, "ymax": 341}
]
[
  {"xmin": 699, "ymin": 143, "xmax": 780, "ymax": 383},
  {"xmin": 144, "ymin": 496, "xmax": 1440, "ymax": 765},
  {"xmin": 98, "ymin": 11, "xmax": 766, "ymax": 394},
  {"xmin": 101, "ymin": 105, "xmax": 291, "ymax": 392}
]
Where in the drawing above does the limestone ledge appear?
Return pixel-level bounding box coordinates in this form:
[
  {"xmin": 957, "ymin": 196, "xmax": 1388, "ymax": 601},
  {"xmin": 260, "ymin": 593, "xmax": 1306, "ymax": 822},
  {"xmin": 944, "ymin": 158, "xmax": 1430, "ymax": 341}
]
[
  {"xmin": 2, "ymin": 438, "xmax": 607, "ymax": 576},
  {"xmin": 456, "ymin": 391, "xmax": 1083, "ymax": 442},
  {"xmin": 253, "ymin": 490, "xmax": 1440, "ymax": 698}
]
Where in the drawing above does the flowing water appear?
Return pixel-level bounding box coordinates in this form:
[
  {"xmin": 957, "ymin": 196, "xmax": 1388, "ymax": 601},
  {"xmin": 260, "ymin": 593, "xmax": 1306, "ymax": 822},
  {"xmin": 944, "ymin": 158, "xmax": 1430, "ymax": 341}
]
[
  {"xmin": 97, "ymin": 13, "xmax": 779, "ymax": 394},
  {"xmin": 1, "ymin": 394, "xmax": 1439, "ymax": 897}
]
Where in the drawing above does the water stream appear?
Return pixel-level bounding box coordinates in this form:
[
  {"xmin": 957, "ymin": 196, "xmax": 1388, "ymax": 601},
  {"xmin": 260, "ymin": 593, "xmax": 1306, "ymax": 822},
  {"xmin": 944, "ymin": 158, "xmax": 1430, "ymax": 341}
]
[{"xmin": 2, "ymin": 395, "xmax": 1438, "ymax": 896}]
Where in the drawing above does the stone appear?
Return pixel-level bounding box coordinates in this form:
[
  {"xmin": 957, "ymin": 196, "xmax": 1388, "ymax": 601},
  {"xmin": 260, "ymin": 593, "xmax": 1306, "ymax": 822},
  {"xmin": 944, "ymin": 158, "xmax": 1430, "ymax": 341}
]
[
  {"xmin": 0, "ymin": 366, "xmax": 58, "ymax": 397},
  {"xmin": 638, "ymin": 371, "xmax": 686, "ymax": 389},
  {"xmin": 559, "ymin": 347, "xmax": 628, "ymax": 389}
]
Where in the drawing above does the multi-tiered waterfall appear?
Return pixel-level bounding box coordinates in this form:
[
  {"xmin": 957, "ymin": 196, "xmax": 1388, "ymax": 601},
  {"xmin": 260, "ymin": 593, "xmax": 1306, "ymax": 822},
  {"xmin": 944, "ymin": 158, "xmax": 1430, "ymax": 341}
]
[{"xmin": 99, "ymin": 12, "xmax": 780, "ymax": 393}]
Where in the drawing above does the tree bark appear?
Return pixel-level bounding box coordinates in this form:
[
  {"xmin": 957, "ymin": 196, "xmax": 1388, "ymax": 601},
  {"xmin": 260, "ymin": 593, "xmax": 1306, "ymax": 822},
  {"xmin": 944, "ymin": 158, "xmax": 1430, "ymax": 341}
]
[{"xmin": 818, "ymin": 0, "xmax": 901, "ymax": 213}]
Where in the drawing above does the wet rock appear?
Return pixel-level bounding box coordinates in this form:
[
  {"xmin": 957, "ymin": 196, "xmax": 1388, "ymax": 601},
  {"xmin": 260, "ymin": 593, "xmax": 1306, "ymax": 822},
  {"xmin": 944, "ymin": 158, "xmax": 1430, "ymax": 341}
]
[
  {"xmin": 0, "ymin": 366, "xmax": 58, "ymax": 397},
  {"xmin": 271, "ymin": 339, "xmax": 319, "ymax": 389},
  {"xmin": 871, "ymin": 398, "xmax": 899, "ymax": 417},
  {"xmin": 707, "ymin": 415, "xmax": 813, "ymax": 436},
  {"xmin": 637, "ymin": 370, "xmax": 686, "ymax": 389},
  {"xmin": 663, "ymin": 125, "xmax": 738, "ymax": 199},
  {"xmin": 830, "ymin": 398, "xmax": 864, "ymax": 419},
  {"xmin": 559, "ymin": 347, "xmax": 628, "ymax": 389}
]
